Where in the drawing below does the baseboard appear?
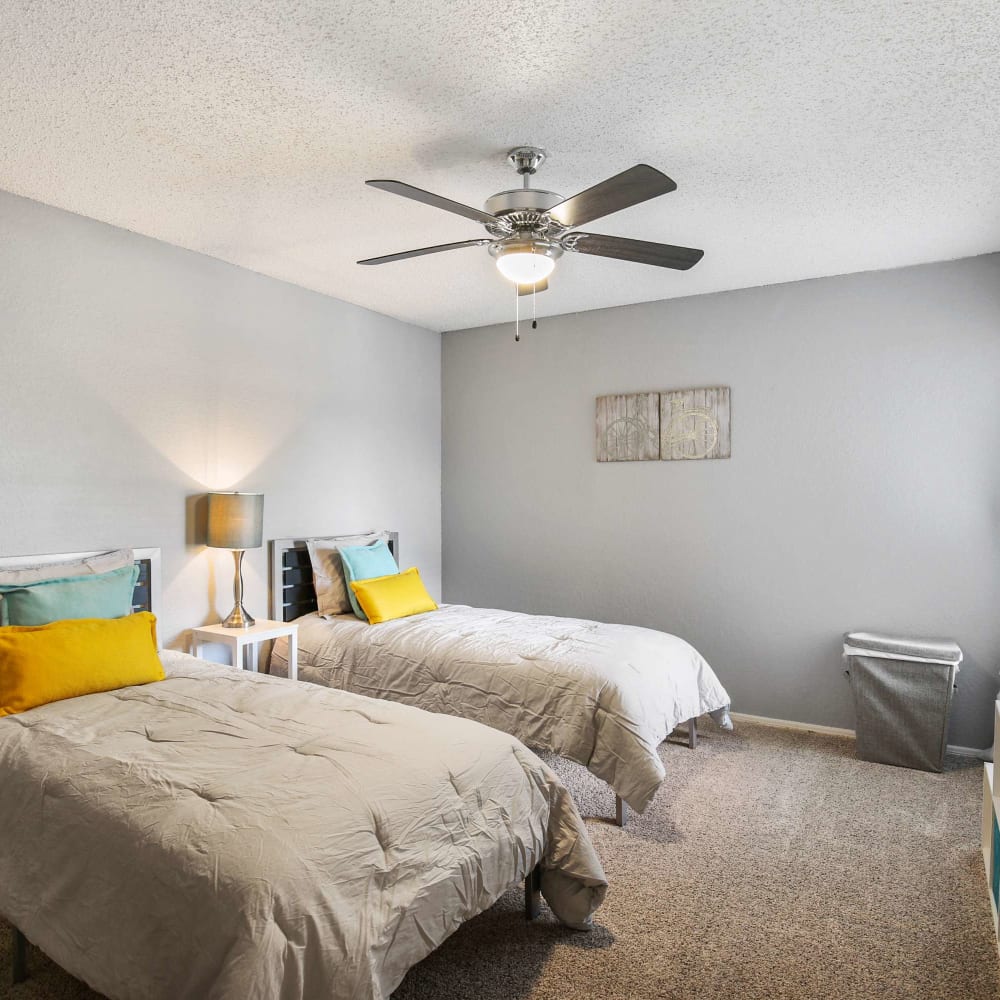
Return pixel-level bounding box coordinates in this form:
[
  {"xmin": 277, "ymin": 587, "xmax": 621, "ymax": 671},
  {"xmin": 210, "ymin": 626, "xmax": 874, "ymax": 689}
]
[
  {"xmin": 730, "ymin": 711, "xmax": 854, "ymax": 739},
  {"xmin": 730, "ymin": 711, "xmax": 989, "ymax": 759}
]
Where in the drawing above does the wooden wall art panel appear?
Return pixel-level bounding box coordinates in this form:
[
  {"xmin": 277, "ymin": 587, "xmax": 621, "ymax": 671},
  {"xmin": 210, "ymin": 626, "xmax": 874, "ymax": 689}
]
[
  {"xmin": 595, "ymin": 393, "xmax": 661, "ymax": 462},
  {"xmin": 659, "ymin": 386, "xmax": 731, "ymax": 461}
]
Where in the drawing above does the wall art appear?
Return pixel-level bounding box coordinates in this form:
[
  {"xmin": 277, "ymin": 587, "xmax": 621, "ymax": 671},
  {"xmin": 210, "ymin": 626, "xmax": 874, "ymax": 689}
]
[{"xmin": 595, "ymin": 387, "xmax": 730, "ymax": 461}]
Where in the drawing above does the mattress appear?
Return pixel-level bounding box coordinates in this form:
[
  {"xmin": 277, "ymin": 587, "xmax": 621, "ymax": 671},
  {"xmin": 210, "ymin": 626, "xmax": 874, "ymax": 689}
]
[
  {"xmin": 272, "ymin": 604, "xmax": 731, "ymax": 812},
  {"xmin": 0, "ymin": 651, "xmax": 606, "ymax": 1000}
]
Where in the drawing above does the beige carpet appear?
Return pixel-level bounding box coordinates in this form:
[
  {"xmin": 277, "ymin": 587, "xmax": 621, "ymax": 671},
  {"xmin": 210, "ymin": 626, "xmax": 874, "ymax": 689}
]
[{"xmin": 2, "ymin": 721, "xmax": 998, "ymax": 1000}]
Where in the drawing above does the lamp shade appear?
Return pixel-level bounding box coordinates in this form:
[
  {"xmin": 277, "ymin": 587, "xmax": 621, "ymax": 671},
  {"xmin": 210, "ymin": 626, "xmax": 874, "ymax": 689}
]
[{"xmin": 206, "ymin": 492, "xmax": 264, "ymax": 550}]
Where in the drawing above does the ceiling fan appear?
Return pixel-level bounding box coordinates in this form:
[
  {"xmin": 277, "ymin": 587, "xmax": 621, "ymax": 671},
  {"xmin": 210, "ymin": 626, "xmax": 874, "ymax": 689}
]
[{"xmin": 358, "ymin": 146, "xmax": 704, "ymax": 294}]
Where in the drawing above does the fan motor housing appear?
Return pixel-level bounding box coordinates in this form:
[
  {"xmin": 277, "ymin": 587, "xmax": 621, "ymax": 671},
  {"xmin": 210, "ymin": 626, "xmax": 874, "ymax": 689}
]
[{"xmin": 484, "ymin": 188, "xmax": 563, "ymax": 216}]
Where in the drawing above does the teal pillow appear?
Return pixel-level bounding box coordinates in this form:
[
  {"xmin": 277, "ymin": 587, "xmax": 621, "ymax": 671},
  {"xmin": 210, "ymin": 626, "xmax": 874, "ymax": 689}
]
[
  {"xmin": 339, "ymin": 540, "xmax": 399, "ymax": 620},
  {"xmin": 0, "ymin": 563, "xmax": 140, "ymax": 626}
]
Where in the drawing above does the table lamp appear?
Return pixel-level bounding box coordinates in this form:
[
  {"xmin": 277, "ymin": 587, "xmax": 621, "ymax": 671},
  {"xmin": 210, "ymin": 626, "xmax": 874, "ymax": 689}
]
[{"xmin": 206, "ymin": 491, "xmax": 264, "ymax": 628}]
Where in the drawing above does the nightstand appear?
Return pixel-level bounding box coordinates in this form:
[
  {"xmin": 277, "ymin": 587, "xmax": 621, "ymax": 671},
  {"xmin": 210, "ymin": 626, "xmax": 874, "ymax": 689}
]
[{"xmin": 190, "ymin": 620, "xmax": 298, "ymax": 681}]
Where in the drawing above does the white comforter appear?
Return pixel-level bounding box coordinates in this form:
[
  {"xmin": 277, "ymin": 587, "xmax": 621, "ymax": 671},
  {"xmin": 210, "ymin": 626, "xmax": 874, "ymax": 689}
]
[
  {"xmin": 273, "ymin": 605, "xmax": 731, "ymax": 812},
  {"xmin": 0, "ymin": 652, "xmax": 606, "ymax": 1000}
]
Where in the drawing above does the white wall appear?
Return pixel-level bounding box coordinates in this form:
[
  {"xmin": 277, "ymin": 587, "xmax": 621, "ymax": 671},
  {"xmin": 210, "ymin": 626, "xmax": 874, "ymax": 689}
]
[
  {"xmin": 0, "ymin": 190, "xmax": 441, "ymax": 652},
  {"xmin": 442, "ymin": 256, "xmax": 1000, "ymax": 749}
]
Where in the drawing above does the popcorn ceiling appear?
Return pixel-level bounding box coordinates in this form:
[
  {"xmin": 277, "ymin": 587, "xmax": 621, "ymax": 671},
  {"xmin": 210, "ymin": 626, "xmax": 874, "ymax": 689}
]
[{"xmin": 1, "ymin": 0, "xmax": 998, "ymax": 332}]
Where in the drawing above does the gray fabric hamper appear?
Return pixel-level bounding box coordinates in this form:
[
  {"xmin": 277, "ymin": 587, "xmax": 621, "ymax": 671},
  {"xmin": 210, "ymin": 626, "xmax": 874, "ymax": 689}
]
[{"xmin": 844, "ymin": 631, "xmax": 962, "ymax": 772}]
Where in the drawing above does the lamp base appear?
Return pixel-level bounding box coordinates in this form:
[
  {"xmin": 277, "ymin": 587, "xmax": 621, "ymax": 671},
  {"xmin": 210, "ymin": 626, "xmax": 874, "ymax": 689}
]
[
  {"xmin": 220, "ymin": 605, "xmax": 256, "ymax": 629},
  {"xmin": 221, "ymin": 549, "xmax": 255, "ymax": 628}
]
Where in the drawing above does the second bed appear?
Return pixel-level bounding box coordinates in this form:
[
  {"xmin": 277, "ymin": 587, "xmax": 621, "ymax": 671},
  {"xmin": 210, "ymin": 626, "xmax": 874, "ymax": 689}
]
[{"xmin": 271, "ymin": 533, "xmax": 732, "ymax": 821}]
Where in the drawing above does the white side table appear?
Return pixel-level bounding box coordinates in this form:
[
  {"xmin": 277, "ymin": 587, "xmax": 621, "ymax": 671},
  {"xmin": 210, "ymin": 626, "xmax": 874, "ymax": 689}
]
[{"xmin": 190, "ymin": 620, "xmax": 298, "ymax": 681}]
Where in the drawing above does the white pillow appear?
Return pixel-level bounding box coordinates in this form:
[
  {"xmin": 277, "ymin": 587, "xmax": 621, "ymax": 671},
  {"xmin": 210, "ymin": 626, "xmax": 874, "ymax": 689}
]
[
  {"xmin": 0, "ymin": 548, "xmax": 134, "ymax": 587},
  {"xmin": 306, "ymin": 533, "xmax": 390, "ymax": 616}
]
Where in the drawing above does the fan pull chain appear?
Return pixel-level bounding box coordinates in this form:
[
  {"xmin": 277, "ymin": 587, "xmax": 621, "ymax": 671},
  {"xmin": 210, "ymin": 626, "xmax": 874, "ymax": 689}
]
[
  {"xmin": 515, "ymin": 283, "xmax": 520, "ymax": 342},
  {"xmin": 532, "ymin": 283, "xmax": 537, "ymax": 329}
]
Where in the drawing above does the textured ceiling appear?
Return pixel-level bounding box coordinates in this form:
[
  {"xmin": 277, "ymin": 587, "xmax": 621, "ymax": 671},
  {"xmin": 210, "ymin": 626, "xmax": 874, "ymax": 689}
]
[{"xmin": 2, "ymin": 1, "xmax": 999, "ymax": 332}]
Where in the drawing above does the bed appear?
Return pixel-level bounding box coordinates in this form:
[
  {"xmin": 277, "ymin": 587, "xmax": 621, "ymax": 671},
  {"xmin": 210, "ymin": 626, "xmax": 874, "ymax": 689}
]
[
  {"xmin": 0, "ymin": 548, "xmax": 607, "ymax": 1000},
  {"xmin": 269, "ymin": 533, "xmax": 733, "ymax": 825}
]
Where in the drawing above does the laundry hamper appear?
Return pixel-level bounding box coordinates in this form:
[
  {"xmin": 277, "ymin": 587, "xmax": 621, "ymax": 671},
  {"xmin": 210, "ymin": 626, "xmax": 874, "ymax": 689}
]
[{"xmin": 843, "ymin": 631, "xmax": 962, "ymax": 772}]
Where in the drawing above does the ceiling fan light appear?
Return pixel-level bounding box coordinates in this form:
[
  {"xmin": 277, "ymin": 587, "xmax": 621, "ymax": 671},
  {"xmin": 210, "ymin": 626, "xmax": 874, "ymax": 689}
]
[{"xmin": 495, "ymin": 246, "xmax": 557, "ymax": 284}]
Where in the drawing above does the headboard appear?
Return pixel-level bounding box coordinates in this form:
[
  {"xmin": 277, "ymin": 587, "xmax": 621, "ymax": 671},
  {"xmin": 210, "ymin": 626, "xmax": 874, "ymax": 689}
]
[
  {"xmin": 0, "ymin": 547, "xmax": 163, "ymax": 620},
  {"xmin": 269, "ymin": 533, "xmax": 399, "ymax": 623}
]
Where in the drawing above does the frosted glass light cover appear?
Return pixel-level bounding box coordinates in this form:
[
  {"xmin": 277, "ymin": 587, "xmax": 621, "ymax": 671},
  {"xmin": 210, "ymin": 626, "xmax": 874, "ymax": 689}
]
[{"xmin": 495, "ymin": 250, "xmax": 556, "ymax": 284}]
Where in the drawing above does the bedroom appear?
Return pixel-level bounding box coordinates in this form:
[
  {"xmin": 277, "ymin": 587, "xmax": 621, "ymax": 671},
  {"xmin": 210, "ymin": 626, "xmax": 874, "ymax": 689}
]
[{"xmin": 1, "ymin": 1, "xmax": 999, "ymax": 998}]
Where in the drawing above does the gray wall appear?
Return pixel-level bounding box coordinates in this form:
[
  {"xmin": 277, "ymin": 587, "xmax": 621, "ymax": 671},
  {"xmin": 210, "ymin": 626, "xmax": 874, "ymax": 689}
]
[
  {"xmin": 442, "ymin": 255, "xmax": 1000, "ymax": 749},
  {"xmin": 0, "ymin": 190, "xmax": 441, "ymax": 652}
]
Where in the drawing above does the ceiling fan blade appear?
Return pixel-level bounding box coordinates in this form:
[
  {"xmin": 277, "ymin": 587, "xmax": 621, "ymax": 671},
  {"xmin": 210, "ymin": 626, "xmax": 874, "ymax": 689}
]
[
  {"xmin": 357, "ymin": 239, "xmax": 490, "ymax": 266},
  {"xmin": 548, "ymin": 165, "xmax": 677, "ymax": 228},
  {"xmin": 366, "ymin": 180, "xmax": 497, "ymax": 226},
  {"xmin": 517, "ymin": 279, "xmax": 549, "ymax": 296},
  {"xmin": 566, "ymin": 232, "xmax": 704, "ymax": 270}
]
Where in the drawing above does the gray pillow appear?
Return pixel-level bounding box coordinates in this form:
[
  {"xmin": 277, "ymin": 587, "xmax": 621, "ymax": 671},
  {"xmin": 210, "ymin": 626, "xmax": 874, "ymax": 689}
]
[
  {"xmin": 0, "ymin": 548, "xmax": 134, "ymax": 587},
  {"xmin": 306, "ymin": 534, "xmax": 389, "ymax": 616}
]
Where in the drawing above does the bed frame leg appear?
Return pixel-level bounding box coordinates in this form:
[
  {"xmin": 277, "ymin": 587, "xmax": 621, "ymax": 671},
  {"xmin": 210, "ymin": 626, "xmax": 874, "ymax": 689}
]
[
  {"xmin": 615, "ymin": 794, "xmax": 628, "ymax": 827},
  {"xmin": 11, "ymin": 926, "xmax": 27, "ymax": 985},
  {"xmin": 524, "ymin": 863, "xmax": 542, "ymax": 921},
  {"xmin": 688, "ymin": 716, "xmax": 698, "ymax": 749}
]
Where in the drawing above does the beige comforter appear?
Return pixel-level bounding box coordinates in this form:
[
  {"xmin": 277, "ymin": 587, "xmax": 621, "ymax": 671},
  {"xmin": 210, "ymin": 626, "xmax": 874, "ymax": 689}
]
[
  {"xmin": 273, "ymin": 605, "xmax": 732, "ymax": 812},
  {"xmin": 0, "ymin": 652, "xmax": 606, "ymax": 1000}
]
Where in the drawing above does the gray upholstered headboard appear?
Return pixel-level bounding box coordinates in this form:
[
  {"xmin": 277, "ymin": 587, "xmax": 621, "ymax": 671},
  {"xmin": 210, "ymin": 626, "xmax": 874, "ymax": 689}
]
[{"xmin": 269, "ymin": 533, "xmax": 399, "ymax": 623}]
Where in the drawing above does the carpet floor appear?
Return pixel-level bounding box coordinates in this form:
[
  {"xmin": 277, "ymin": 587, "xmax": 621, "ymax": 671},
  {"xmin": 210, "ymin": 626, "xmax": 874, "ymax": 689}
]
[{"xmin": 1, "ymin": 720, "xmax": 998, "ymax": 999}]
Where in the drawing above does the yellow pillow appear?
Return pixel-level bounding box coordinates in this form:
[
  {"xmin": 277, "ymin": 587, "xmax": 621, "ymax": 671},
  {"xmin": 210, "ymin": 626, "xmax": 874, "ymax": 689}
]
[
  {"xmin": 349, "ymin": 567, "xmax": 438, "ymax": 625},
  {"xmin": 0, "ymin": 612, "xmax": 164, "ymax": 717}
]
